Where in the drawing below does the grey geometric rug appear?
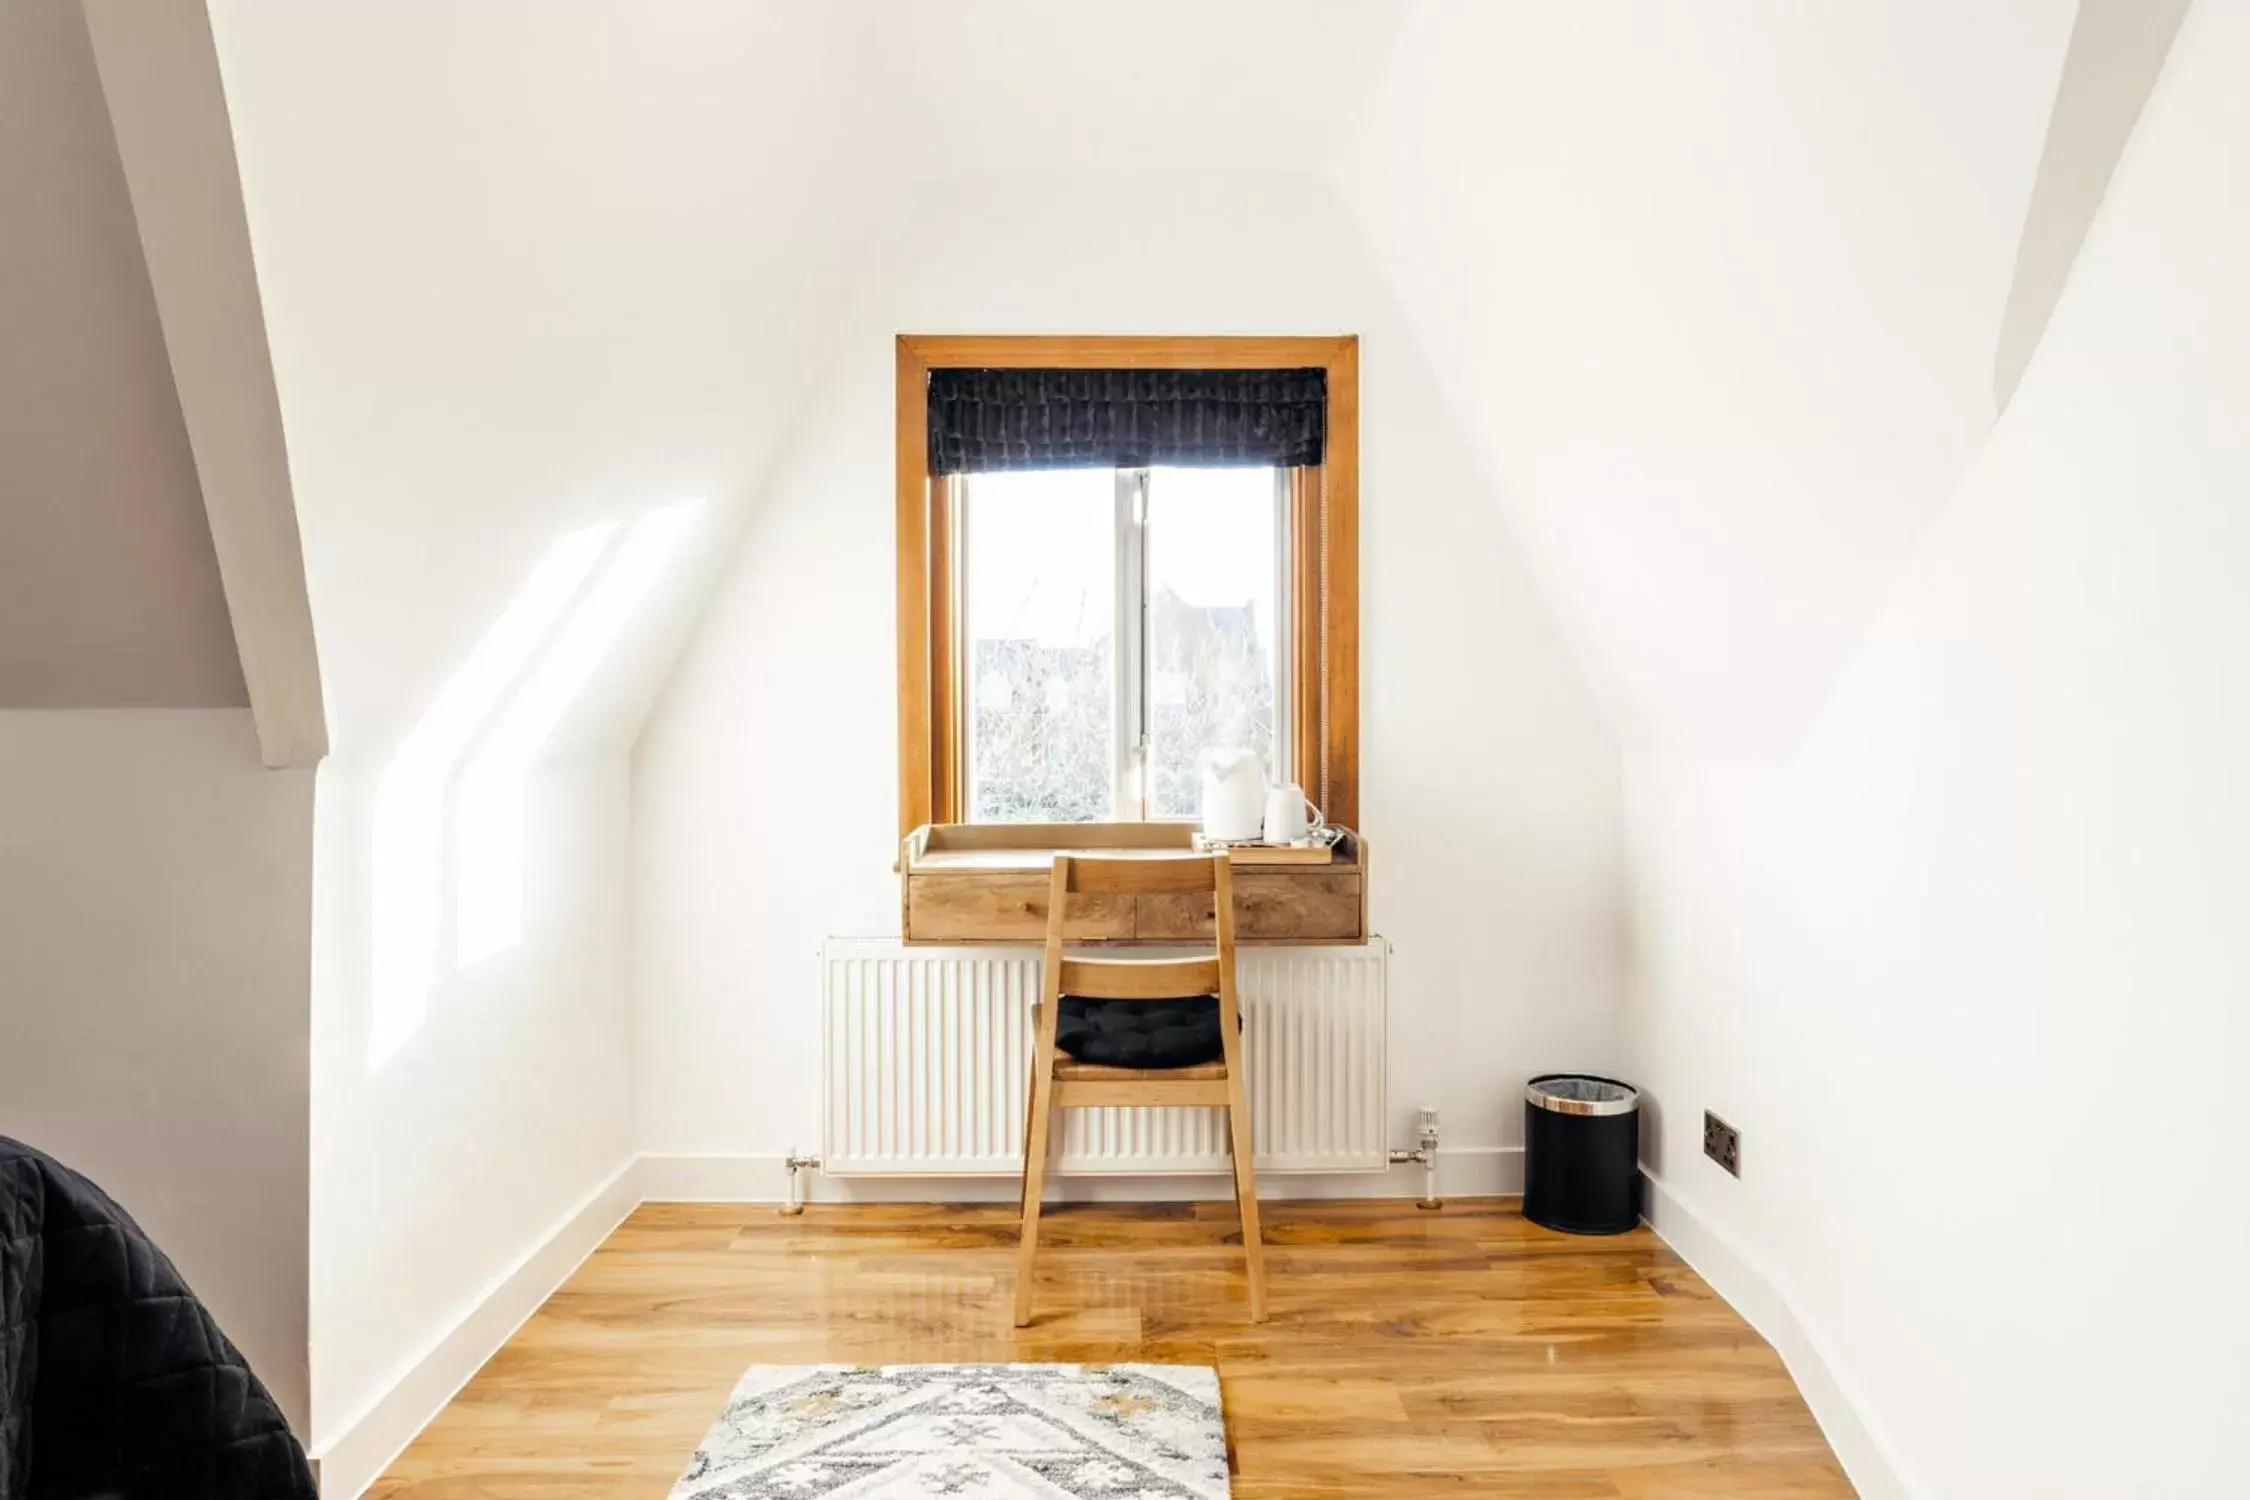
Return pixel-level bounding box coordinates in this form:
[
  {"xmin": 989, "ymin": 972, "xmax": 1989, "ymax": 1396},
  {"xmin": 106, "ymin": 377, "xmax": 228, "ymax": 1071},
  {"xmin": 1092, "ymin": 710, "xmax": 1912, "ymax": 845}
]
[{"xmin": 669, "ymin": 1363, "xmax": 1229, "ymax": 1498}]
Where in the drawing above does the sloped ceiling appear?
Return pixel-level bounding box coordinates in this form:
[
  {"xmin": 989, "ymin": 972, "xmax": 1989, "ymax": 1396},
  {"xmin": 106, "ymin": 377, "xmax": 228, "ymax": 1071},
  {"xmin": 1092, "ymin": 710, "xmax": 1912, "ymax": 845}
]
[
  {"xmin": 204, "ymin": 0, "xmax": 1409, "ymax": 762},
  {"xmin": 0, "ymin": 3, "xmax": 244, "ymax": 708},
  {"xmin": 207, "ymin": 0, "xmax": 904, "ymax": 758},
  {"xmin": 856, "ymin": 0, "xmax": 1407, "ymax": 175},
  {"xmin": 1340, "ymin": 0, "xmax": 2079, "ymax": 752},
  {"xmin": 1995, "ymin": 0, "xmax": 2192, "ymax": 411},
  {"xmin": 202, "ymin": 0, "xmax": 2120, "ymax": 763}
]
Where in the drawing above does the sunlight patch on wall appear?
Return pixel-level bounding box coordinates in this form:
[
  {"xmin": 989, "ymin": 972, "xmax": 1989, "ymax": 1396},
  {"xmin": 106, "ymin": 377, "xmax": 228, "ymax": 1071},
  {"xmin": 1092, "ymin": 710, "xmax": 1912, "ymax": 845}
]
[
  {"xmin": 367, "ymin": 522, "xmax": 617, "ymax": 1068},
  {"xmin": 455, "ymin": 499, "xmax": 706, "ymax": 965},
  {"xmin": 365, "ymin": 501, "xmax": 705, "ymax": 1069}
]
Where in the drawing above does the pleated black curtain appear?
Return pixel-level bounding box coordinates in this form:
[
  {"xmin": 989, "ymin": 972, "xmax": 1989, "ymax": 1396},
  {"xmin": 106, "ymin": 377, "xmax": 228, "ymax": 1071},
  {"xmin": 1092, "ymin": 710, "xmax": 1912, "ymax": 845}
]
[{"xmin": 927, "ymin": 367, "xmax": 1326, "ymax": 475}]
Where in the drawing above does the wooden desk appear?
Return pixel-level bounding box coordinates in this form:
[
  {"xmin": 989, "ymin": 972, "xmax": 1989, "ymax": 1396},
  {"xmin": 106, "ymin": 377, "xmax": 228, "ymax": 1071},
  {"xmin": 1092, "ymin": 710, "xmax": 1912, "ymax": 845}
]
[{"xmin": 898, "ymin": 822, "xmax": 1368, "ymax": 945}]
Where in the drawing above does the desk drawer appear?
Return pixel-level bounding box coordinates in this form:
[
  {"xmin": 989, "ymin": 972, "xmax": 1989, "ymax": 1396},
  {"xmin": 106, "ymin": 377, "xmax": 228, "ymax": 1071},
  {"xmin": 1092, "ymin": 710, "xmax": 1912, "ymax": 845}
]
[
  {"xmin": 905, "ymin": 875, "xmax": 1135, "ymax": 942},
  {"xmin": 1134, "ymin": 872, "xmax": 1363, "ymax": 943}
]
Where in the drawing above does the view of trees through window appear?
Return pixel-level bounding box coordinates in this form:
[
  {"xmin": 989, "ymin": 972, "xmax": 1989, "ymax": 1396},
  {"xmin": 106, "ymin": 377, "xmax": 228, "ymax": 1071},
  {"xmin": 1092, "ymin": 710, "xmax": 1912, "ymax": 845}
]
[
  {"xmin": 1144, "ymin": 470, "xmax": 1279, "ymax": 817},
  {"xmin": 964, "ymin": 466, "xmax": 1281, "ymax": 822}
]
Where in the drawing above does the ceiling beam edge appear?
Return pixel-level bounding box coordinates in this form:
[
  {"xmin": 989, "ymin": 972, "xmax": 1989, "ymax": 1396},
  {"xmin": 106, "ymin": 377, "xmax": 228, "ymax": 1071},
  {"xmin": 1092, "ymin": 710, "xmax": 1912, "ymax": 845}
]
[
  {"xmin": 79, "ymin": 0, "xmax": 327, "ymax": 767},
  {"xmin": 1994, "ymin": 0, "xmax": 2192, "ymax": 414}
]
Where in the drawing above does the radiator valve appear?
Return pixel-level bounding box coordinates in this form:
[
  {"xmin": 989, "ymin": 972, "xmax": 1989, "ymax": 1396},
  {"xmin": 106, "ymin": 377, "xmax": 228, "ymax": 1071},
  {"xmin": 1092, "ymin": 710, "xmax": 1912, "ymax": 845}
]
[
  {"xmin": 1386, "ymin": 1105, "xmax": 1442, "ymax": 1210},
  {"xmin": 779, "ymin": 1146, "xmax": 822, "ymax": 1217}
]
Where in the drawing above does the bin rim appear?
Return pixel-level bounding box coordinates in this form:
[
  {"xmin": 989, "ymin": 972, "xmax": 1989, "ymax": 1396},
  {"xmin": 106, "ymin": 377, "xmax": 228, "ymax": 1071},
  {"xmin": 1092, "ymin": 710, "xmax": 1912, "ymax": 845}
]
[{"xmin": 1525, "ymin": 1073, "xmax": 1640, "ymax": 1117}]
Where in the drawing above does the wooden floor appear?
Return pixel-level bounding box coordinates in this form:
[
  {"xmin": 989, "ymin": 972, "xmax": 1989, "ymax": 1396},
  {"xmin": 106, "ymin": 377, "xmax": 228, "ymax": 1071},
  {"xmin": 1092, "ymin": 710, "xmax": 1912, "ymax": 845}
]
[{"xmin": 370, "ymin": 1198, "xmax": 1852, "ymax": 1498}]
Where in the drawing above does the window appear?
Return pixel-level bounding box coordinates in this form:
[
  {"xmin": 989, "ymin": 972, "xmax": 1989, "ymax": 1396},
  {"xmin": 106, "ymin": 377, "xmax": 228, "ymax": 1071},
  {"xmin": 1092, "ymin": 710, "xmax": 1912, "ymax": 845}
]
[
  {"xmin": 961, "ymin": 465, "xmax": 1286, "ymax": 822},
  {"xmin": 897, "ymin": 335, "xmax": 1359, "ymax": 835}
]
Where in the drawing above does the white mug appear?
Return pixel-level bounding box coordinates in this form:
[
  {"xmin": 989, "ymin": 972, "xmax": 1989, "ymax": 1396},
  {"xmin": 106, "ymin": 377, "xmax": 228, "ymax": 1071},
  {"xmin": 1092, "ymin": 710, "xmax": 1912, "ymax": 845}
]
[{"xmin": 1262, "ymin": 783, "xmax": 1318, "ymax": 845}]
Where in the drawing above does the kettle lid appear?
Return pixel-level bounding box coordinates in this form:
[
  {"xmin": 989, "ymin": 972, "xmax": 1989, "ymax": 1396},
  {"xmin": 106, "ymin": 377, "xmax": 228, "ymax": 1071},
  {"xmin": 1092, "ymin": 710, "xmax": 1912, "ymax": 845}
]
[{"xmin": 1205, "ymin": 746, "xmax": 1263, "ymax": 778}]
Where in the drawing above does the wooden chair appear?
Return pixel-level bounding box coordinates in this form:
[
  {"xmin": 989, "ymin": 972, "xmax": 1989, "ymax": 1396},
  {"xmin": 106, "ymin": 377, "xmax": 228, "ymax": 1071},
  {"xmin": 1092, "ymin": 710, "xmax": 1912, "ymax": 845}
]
[{"xmin": 1015, "ymin": 852, "xmax": 1265, "ymax": 1326}]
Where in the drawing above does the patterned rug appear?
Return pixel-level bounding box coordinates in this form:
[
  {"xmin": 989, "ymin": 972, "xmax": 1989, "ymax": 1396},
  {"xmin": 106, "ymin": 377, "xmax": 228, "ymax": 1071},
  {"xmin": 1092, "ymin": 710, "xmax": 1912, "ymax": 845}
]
[{"xmin": 670, "ymin": 1363, "xmax": 1229, "ymax": 1498}]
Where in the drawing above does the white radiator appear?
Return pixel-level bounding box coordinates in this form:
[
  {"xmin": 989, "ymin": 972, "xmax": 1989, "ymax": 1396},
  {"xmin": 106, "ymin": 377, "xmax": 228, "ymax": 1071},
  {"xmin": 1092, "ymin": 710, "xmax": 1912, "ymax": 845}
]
[{"xmin": 820, "ymin": 939, "xmax": 1387, "ymax": 1176}]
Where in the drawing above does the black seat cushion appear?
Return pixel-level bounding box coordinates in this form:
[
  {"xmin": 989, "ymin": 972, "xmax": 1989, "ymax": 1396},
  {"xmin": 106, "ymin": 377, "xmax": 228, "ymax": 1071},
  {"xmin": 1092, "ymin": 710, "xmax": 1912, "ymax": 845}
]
[{"xmin": 1055, "ymin": 995, "xmax": 1232, "ymax": 1070}]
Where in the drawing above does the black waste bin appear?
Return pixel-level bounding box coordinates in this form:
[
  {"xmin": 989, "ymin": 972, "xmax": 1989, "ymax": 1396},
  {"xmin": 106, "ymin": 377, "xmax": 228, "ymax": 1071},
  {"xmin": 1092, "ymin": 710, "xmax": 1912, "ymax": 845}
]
[{"xmin": 1522, "ymin": 1074, "xmax": 1641, "ymax": 1234}]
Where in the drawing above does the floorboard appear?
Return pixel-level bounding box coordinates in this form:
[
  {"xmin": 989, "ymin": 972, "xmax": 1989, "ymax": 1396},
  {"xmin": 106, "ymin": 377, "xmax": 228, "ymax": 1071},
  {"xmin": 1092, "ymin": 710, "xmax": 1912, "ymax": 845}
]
[{"xmin": 367, "ymin": 1198, "xmax": 1853, "ymax": 1498}]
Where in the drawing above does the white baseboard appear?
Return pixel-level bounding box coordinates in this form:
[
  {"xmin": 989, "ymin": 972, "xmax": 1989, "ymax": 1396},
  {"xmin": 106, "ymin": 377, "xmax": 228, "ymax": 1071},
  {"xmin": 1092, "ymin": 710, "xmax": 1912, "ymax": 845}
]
[
  {"xmin": 311, "ymin": 1154, "xmax": 1924, "ymax": 1498},
  {"xmin": 312, "ymin": 1156, "xmax": 641, "ymax": 1500},
  {"xmin": 315, "ymin": 1145, "xmax": 1518, "ymax": 1494},
  {"xmin": 640, "ymin": 1146, "xmax": 1520, "ymax": 1204},
  {"xmin": 1639, "ymin": 1170, "xmax": 1924, "ymax": 1500}
]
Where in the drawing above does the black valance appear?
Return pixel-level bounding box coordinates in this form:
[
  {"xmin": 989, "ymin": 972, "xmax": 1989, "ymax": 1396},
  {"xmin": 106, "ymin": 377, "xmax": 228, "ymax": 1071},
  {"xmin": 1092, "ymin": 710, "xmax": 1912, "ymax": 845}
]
[{"xmin": 928, "ymin": 367, "xmax": 1326, "ymax": 475}]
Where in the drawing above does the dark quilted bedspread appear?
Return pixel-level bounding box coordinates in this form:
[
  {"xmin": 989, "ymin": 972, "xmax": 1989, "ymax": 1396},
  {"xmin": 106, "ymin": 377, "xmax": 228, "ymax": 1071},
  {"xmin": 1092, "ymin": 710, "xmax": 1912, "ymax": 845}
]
[{"xmin": 0, "ymin": 1137, "xmax": 316, "ymax": 1500}]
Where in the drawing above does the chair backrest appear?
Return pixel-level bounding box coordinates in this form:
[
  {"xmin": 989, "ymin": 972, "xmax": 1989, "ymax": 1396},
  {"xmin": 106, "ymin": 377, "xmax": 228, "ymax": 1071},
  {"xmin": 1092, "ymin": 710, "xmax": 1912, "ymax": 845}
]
[
  {"xmin": 1043, "ymin": 853, "xmax": 1236, "ymax": 1002},
  {"xmin": 1059, "ymin": 855, "xmax": 1223, "ymax": 897},
  {"xmin": 1059, "ymin": 954, "xmax": 1223, "ymax": 1001}
]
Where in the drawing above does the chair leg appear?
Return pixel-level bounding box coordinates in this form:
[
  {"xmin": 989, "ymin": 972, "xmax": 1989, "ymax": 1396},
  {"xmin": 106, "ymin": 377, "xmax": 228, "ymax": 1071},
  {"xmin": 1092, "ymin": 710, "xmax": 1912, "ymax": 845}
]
[
  {"xmin": 1017, "ymin": 1056, "xmax": 1037, "ymax": 1218},
  {"xmin": 1014, "ymin": 1065, "xmax": 1057, "ymax": 1328},
  {"xmin": 1225, "ymin": 1086, "xmax": 1267, "ymax": 1323}
]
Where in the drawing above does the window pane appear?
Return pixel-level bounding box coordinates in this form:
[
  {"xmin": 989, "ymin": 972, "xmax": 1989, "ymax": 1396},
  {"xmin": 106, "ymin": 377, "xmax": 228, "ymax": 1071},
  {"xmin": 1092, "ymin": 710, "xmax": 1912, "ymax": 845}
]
[
  {"xmin": 1145, "ymin": 467, "xmax": 1281, "ymax": 819},
  {"xmin": 963, "ymin": 470, "xmax": 1115, "ymax": 822}
]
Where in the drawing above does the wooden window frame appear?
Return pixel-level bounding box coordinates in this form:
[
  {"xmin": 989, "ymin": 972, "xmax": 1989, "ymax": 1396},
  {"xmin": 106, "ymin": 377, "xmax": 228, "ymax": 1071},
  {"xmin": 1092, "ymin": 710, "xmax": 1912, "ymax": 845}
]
[{"xmin": 897, "ymin": 334, "xmax": 1360, "ymax": 836}]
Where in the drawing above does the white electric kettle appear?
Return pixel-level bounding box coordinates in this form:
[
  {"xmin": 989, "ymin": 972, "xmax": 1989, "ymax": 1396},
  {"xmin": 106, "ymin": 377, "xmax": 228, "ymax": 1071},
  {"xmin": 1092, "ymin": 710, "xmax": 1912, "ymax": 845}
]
[{"xmin": 1200, "ymin": 748, "xmax": 1267, "ymax": 842}]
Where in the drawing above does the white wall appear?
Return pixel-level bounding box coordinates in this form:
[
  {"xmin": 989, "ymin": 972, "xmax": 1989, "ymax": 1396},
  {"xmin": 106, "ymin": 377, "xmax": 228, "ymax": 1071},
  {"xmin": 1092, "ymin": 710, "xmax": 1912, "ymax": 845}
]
[
  {"xmin": 1628, "ymin": 5, "xmax": 2250, "ymax": 1494},
  {"xmin": 201, "ymin": 1, "xmax": 900, "ymax": 1459},
  {"xmin": 306, "ymin": 756, "xmax": 634, "ymax": 1459},
  {"xmin": 0, "ymin": 709, "xmax": 313, "ymax": 1431},
  {"xmin": 634, "ymin": 172, "xmax": 1624, "ymax": 1181}
]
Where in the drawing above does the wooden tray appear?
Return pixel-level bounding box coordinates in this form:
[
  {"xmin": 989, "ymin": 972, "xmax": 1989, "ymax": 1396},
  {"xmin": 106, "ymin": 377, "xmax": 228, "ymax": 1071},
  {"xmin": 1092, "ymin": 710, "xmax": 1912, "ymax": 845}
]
[
  {"xmin": 1190, "ymin": 837, "xmax": 1334, "ymax": 865},
  {"xmin": 898, "ymin": 822, "xmax": 1368, "ymax": 945}
]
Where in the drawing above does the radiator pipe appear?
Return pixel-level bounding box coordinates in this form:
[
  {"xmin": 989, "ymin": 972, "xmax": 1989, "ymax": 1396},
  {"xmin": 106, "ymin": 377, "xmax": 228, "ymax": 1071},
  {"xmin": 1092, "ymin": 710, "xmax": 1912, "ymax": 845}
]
[
  {"xmin": 1386, "ymin": 1105, "xmax": 1442, "ymax": 1210},
  {"xmin": 778, "ymin": 1146, "xmax": 821, "ymax": 1217}
]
